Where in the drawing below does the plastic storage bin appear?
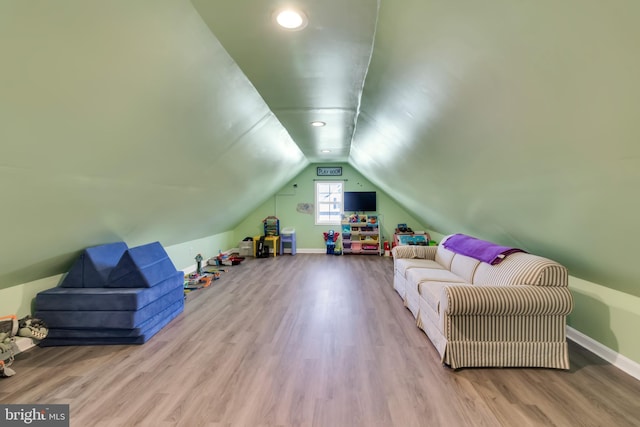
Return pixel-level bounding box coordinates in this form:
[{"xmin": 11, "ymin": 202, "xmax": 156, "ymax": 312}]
[{"xmin": 239, "ymin": 241, "xmax": 253, "ymax": 257}]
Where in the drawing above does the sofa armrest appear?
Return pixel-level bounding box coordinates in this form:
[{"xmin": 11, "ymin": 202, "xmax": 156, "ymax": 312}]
[
  {"xmin": 392, "ymin": 245, "xmax": 437, "ymax": 260},
  {"xmin": 441, "ymin": 285, "xmax": 573, "ymax": 316}
]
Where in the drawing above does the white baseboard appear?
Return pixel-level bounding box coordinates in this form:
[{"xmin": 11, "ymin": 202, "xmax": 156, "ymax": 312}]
[
  {"xmin": 279, "ymin": 248, "xmax": 388, "ymax": 255},
  {"xmin": 567, "ymin": 326, "xmax": 640, "ymax": 381},
  {"xmin": 181, "ymin": 264, "xmax": 196, "ymax": 274},
  {"xmin": 296, "ymin": 248, "xmax": 327, "ymax": 254}
]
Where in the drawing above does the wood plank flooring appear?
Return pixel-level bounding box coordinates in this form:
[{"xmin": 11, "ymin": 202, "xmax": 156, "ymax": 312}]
[{"xmin": 1, "ymin": 254, "xmax": 639, "ymax": 426}]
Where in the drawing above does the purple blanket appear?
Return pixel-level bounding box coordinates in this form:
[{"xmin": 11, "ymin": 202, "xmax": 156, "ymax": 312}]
[{"xmin": 443, "ymin": 234, "xmax": 525, "ymax": 265}]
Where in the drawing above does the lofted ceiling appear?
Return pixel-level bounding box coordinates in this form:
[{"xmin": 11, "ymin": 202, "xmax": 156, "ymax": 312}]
[
  {"xmin": 2, "ymin": 0, "xmax": 640, "ymax": 303},
  {"xmin": 192, "ymin": 0, "xmax": 379, "ymax": 162}
]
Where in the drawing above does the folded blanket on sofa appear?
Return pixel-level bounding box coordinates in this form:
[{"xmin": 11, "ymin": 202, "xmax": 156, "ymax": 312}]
[{"xmin": 443, "ymin": 234, "xmax": 525, "ymax": 265}]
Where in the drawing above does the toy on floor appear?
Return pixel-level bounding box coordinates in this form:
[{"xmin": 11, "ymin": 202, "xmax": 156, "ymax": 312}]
[
  {"xmin": 0, "ymin": 333, "xmax": 15, "ymax": 377},
  {"xmin": 1, "ymin": 315, "xmax": 49, "ymax": 378},
  {"xmin": 0, "ymin": 315, "xmax": 17, "ymax": 377},
  {"xmin": 323, "ymin": 230, "xmax": 340, "ymax": 255},
  {"xmin": 183, "ymin": 268, "xmax": 226, "ymax": 293},
  {"xmin": 18, "ymin": 316, "xmax": 49, "ymax": 340},
  {"xmin": 195, "ymin": 253, "xmax": 203, "ymax": 275},
  {"xmin": 211, "ymin": 251, "xmax": 246, "ymax": 266}
]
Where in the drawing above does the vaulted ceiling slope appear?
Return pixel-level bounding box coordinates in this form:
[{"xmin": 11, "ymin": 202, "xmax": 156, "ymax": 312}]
[
  {"xmin": 0, "ymin": 1, "xmax": 307, "ymax": 287},
  {"xmin": 1, "ymin": 1, "xmax": 640, "ymax": 300},
  {"xmin": 348, "ymin": 0, "xmax": 640, "ymax": 297}
]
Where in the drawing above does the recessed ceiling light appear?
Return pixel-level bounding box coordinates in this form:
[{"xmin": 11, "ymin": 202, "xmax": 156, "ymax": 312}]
[
  {"xmin": 321, "ymin": 149, "xmax": 331, "ymax": 153},
  {"xmin": 310, "ymin": 121, "xmax": 326, "ymax": 127},
  {"xmin": 275, "ymin": 9, "xmax": 308, "ymax": 30}
]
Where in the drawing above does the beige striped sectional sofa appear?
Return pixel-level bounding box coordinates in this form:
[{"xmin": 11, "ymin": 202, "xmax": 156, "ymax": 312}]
[{"xmin": 392, "ymin": 236, "xmax": 573, "ymax": 369}]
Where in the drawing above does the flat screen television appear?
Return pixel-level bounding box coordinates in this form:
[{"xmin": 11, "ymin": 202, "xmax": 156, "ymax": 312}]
[{"xmin": 343, "ymin": 191, "xmax": 377, "ymax": 212}]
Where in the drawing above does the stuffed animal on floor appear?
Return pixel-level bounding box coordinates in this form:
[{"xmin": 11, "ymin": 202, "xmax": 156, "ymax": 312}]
[{"xmin": 18, "ymin": 316, "xmax": 49, "ymax": 340}]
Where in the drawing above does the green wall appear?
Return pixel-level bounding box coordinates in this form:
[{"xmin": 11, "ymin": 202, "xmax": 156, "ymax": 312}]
[
  {"xmin": 233, "ymin": 163, "xmax": 429, "ymax": 249},
  {"xmin": 569, "ymin": 277, "xmax": 640, "ymax": 364},
  {"xmin": 163, "ymin": 231, "xmax": 236, "ymax": 271},
  {"xmin": 0, "ymin": 275, "xmax": 61, "ymax": 320}
]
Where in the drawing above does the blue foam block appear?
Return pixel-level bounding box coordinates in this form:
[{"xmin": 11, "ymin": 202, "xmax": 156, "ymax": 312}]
[
  {"xmin": 36, "ymin": 271, "xmax": 184, "ymax": 311},
  {"xmin": 39, "ymin": 300, "xmax": 184, "ymax": 346},
  {"xmin": 107, "ymin": 241, "xmax": 179, "ymax": 288},
  {"xmin": 43, "ymin": 299, "xmax": 184, "ymax": 340},
  {"xmin": 36, "ymin": 286, "xmax": 184, "ymax": 329},
  {"xmin": 60, "ymin": 242, "xmax": 129, "ymax": 288}
]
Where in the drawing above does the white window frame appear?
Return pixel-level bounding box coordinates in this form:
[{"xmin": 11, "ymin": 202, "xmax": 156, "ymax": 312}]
[{"xmin": 315, "ymin": 181, "xmax": 343, "ymax": 225}]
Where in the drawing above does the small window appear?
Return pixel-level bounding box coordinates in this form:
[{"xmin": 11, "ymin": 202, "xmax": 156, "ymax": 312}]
[{"xmin": 315, "ymin": 181, "xmax": 343, "ymax": 225}]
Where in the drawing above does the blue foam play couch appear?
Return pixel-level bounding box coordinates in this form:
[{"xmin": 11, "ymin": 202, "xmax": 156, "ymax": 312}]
[{"xmin": 35, "ymin": 241, "xmax": 184, "ymax": 346}]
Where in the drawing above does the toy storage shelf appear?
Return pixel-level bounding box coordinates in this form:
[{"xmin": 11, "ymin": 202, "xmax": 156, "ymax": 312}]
[{"xmin": 341, "ymin": 214, "xmax": 381, "ymax": 255}]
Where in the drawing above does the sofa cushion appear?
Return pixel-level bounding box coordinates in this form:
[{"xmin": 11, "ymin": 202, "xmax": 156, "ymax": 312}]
[
  {"xmin": 36, "ymin": 271, "xmax": 183, "ymax": 311},
  {"xmin": 419, "ymin": 281, "xmax": 470, "ymax": 313},
  {"xmin": 60, "ymin": 242, "xmax": 129, "ymax": 288},
  {"xmin": 472, "ymin": 252, "xmax": 568, "ymax": 287},
  {"xmin": 450, "ymin": 254, "xmax": 481, "ymax": 283},
  {"xmin": 405, "ymin": 268, "xmax": 466, "ymax": 289},
  {"xmin": 435, "ymin": 245, "xmax": 456, "ymax": 270},
  {"xmin": 107, "ymin": 242, "xmax": 179, "ymax": 288},
  {"xmin": 395, "ymin": 258, "xmax": 445, "ymax": 278}
]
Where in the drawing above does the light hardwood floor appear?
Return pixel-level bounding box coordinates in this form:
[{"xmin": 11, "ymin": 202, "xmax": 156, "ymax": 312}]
[{"xmin": 1, "ymin": 254, "xmax": 639, "ymax": 426}]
